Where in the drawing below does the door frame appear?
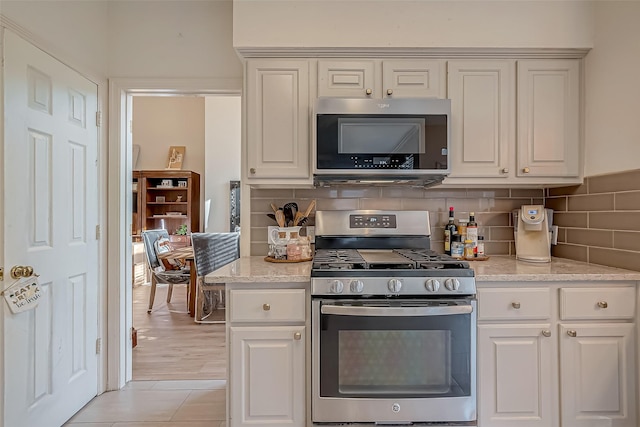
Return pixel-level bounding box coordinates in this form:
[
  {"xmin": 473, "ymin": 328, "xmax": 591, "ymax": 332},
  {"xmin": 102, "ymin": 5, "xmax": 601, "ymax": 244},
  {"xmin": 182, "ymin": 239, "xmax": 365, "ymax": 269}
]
[{"xmin": 107, "ymin": 78, "xmax": 242, "ymax": 389}]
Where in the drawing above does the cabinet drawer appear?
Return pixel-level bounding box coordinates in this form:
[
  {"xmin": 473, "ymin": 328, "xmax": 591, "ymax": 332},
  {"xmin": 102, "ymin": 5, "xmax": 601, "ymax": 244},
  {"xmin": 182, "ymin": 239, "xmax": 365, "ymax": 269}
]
[
  {"xmin": 230, "ymin": 289, "xmax": 305, "ymax": 323},
  {"xmin": 560, "ymin": 287, "xmax": 636, "ymax": 320},
  {"xmin": 478, "ymin": 288, "xmax": 551, "ymax": 321}
]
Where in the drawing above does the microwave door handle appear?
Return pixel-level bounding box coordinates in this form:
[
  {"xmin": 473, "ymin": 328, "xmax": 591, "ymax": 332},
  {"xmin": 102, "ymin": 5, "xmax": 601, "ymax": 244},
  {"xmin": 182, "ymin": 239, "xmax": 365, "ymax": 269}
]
[{"xmin": 320, "ymin": 304, "xmax": 473, "ymax": 317}]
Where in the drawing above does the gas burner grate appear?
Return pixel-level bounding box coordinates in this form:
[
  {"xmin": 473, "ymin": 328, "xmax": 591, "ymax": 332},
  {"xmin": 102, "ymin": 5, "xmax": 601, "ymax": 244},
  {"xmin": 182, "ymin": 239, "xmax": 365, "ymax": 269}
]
[
  {"xmin": 394, "ymin": 249, "xmax": 470, "ymax": 269},
  {"xmin": 313, "ymin": 249, "xmax": 367, "ymax": 270}
]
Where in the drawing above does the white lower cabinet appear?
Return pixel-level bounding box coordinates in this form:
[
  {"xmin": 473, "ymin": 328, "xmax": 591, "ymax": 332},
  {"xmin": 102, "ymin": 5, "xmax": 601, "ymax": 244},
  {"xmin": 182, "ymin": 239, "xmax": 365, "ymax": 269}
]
[
  {"xmin": 478, "ymin": 284, "xmax": 637, "ymax": 427},
  {"xmin": 227, "ymin": 287, "xmax": 307, "ymax": 427},
  {"xmin": 478, "ymin": 324, "xmax": 556, "ymax": 427},
  {"xmin": 229, "ymin": 326, "xmax": 305, "ymax": 427}
]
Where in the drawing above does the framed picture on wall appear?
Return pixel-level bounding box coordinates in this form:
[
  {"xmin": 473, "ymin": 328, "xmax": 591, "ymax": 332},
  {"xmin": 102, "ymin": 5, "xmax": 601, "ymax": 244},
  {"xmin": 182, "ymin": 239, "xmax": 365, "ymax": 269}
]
[{"xmin": 167, "ymin": 146, "xmax": 185, "ymax": 170}]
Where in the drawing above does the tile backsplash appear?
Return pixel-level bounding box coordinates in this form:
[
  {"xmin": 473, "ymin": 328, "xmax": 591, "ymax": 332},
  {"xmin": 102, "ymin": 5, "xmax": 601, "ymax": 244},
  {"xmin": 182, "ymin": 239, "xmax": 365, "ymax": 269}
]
[
  {"xmin": 250, "ymin": 186, "xmax": 544, "ymax": 257},
  {"xmin": 546, "ymin": 169, "xmax": 640, "ymax": 272}
]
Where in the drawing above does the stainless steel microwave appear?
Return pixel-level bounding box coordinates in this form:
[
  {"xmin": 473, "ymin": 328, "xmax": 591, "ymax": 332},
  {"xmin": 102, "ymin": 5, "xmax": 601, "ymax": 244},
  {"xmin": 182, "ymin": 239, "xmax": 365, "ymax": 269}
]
[{"xmin": 313, "ymin": 97, "xmax": 451, "ymax": 187}]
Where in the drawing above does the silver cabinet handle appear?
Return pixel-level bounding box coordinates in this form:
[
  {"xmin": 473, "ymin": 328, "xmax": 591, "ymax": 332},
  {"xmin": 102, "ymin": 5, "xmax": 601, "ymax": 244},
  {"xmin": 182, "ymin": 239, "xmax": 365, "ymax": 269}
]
[
  {"xmin": 522, "ymin": 167, "xmax": 530, "ymax": 174},
  {"xmin": 567, "ymin": 330, "xmax": 577, "ymax": 337},
  {"xmin": 597, "ymin": 301, "xmax": 608, "ymax": 309},
  {"xmin": 263, "ymin": 303, "xmax": 271, "ymax": 311},
  {"xmin": 249, "ymin": 168, "xmax": 256, "ymax": 175},
  {"xmin": 542, "ymin": 330, "xmax": 551, "ymax": 337},
  {"xmin": 294, "ymin": 332, "xmax": 301, "ymax": 340},
  {"xmin": 365, "ymin": 88, "xmax": 373, "ymax": 96},
  {"xmin": 501, "ymin": 168, "xmax": 509, "ymax": 174},
  {"xmin": 386, "ymin": 89, "xmax": 393, "ymax": 96},
  {"xmin": 512, "ymin": 302, "xmax": 521, "ymax": 309}
]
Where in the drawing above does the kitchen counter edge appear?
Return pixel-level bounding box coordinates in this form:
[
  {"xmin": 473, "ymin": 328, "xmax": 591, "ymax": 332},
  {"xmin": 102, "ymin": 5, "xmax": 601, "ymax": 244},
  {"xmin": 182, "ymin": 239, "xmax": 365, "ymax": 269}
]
[{"xmin": 204, "ymin": 255, "xmax": 640, "ymax": 284}]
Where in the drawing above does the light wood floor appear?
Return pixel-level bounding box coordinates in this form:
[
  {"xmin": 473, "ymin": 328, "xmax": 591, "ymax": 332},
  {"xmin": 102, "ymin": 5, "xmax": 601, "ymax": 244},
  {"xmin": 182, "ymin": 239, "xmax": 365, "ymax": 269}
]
[{"xmin": 133, "ymin": 279, "xmax": 227, "ymax": 381}]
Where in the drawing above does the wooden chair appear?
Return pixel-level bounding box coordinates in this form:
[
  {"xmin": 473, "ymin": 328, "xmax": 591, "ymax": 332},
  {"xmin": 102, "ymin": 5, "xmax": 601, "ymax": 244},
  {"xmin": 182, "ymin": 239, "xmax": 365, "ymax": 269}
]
[
  {"xmin": 141, "ymin": 229, "xmax": 191, "ymax": 313},
  {"xmin": 191, "ymin": 232, "xmax": 240, "ymax": 323}
]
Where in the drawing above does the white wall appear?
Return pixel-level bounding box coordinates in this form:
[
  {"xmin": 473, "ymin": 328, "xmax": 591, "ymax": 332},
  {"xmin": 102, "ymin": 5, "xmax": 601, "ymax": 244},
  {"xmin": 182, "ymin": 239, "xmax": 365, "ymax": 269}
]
[
  {"xmin": 0, "ymin": 1, "xmax": 109, "ymax": 77},
  {"xmin": 204, "ymin": 96, "xmax": 241, "ymax": 233},
  {"xmin": 233, "ymin": 0, "xmax": 595, "ymax": 49},
  {"xmin": 584, "ymin": 1, "xmax": 640, "ymax": 177},
  {"xmin": 108, "ymin": 0, "xmax": 242, "ymax": 79},
  {"xmin": 132, "ymin": 96, "xmax": 205, "ymax": 177}
]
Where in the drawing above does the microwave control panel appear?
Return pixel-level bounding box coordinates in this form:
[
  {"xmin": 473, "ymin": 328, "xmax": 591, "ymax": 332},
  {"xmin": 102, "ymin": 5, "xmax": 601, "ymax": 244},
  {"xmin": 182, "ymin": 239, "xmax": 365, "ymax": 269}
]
[
  {"xmin": 350, "ymin": 214, "xmax": 397, "ymax": 228},
  {"xmin": 350, "ymin": 155, "xmax": 414, "ymax": 169}
]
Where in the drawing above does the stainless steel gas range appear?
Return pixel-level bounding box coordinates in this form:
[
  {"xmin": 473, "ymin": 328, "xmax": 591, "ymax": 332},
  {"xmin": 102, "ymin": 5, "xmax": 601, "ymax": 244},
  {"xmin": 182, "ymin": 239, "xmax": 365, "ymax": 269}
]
[{"xmin": 311, "ymin": 210, "xmax": 477, "ymax": 426}]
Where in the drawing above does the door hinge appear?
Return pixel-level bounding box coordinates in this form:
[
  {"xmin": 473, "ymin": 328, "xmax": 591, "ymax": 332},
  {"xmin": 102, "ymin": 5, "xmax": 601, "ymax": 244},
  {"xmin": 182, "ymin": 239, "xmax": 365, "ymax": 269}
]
[
  {"xmin": 0, "ymin": 267, "xmax": 3, "ymax": 281},
  {"xmin": 96, "ymin": 111, "xmax": 102, "ymax": 127},
  {"xmin": 129, "ymin": 119, "xmax": 133, "ymax": 133},
  {"xmin": 95, "ymin": 338, "xmax": 102, "ymax": 354},
  {"xmin": 95, "ymin": 225, "xmax": 101, "ymax": 240}
]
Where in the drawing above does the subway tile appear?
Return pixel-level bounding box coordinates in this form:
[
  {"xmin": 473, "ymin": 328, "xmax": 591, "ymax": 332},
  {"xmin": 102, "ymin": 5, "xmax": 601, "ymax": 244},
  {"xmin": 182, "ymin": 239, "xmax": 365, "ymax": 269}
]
[
  {"xmin": 551, "ymin": 243, "xmax": 588, "ymax": 262},
  {"xmin": 250, "ymin": 189, "xmax": 295, "ymax": 199},
  {"xmin": 315, "ymin": 198, "xmax": 360, "ymax": 211},
  {"xmin": 358, "ymin": 198, "xmax": 403, "ymax": 210},
  {"xmin": 587, "ymin": 169, "xmax": 640, "ymax": 194},
  {"xmin": 557, "ymin": 227, "xmax": 567, "ymax": 243},
  {"xmin": 588, "ymin": 247, "xmax": 640, "ymax": 272},
  {"xmin": 615, "ymin": 191, "xmax": 640, "ymax": 210},
  {"xmin": 509, "ymin": 188, "xmax": 544, "ymax": 198},
  {"xmin": 547, "ymin": 184, "xmax": 587, "ymax": 197},
  {"xmin": 465, "ymin": 189, "xmax": 510, "ymax": 198},
  {"xmin": 380, "ymin": 187, "xmax": 426, "ymax": 198},
  {"xmin": 294, "ymin": 188, "xmax": 338, "ymax": 198},
  {"xmin": 613, "ymin": 231, "xmax": 640, "ymax": 252},
  {"xmin": 566, "ymin": 229, "xmax": 613, "ymax": 248},
  {"xmin": 251, "ymin": 213, "xmax": 280, "ymax": 227},
  {"xmin": 553, "ymin": 212, "xmax": 588, "ymax": 228},
  {"xmin": 475, "ymin": 212, "xmax": 511, "ymax": 227},
  {"xmin": 567, "ymin": 193, "xmax": 614, "ymax": 211},
  {"xmin": 424, "ymin": 188, "xmax": 468, "ymax": 198},
  {"xmin": 401, "ymin": 198, "xmax": 447, "ymax": 211},
  {"xmin": 335, "ymin": 188, "xmax": 382, "ymax": 199},
  {"xmin": 589, "ymin": 212, "xmax": 640, "ymax": 231},
  {"xmin": 445, "ymin": 199, "xmax": 483, "ymax": 214},
  {"xmin": 250, "ymin": 227, "xmax": 269, "ymax": 243},
  {"xmin": 545, "ymin": 197, "xmax": 567, "ymax": 212},
  {"xmin": 250, "ymin": 242, "xmax": 268, "ymax": 257},
  {"xmin": 489, "ymin": 226, "xmax": 516, "ymax": 241},
  {"xmin": 483, "ymin": 241, "xmax": 510, "ymax": 255}
]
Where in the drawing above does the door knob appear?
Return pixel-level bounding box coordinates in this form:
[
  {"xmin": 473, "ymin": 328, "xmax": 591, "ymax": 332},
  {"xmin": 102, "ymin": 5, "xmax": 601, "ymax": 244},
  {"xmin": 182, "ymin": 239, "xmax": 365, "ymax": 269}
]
[
  {"xmin": 365, "ymin": 88, "xmax": 373, "ymax": 96},
  {"xmin": 11, "ymin": 265, "xmax": 35, "ymax": 280},
  {"xmin": 294, "ymin": 332, "xmax": 302, "ymax": 340}
]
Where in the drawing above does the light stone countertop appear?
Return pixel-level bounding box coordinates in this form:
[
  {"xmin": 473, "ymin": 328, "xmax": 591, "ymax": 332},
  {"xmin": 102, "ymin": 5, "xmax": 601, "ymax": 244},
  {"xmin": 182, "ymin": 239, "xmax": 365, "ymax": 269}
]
[
  {"xmin": 204, "ymin": 256, "xmax": 312, "ymax": 284},
  {"xmin": 204, "ymin": 255, "xmax": 640, "ymax": 285},
  {"xmin": 471, "ymin": 255, "xmax": 640, "ymax": 282}
]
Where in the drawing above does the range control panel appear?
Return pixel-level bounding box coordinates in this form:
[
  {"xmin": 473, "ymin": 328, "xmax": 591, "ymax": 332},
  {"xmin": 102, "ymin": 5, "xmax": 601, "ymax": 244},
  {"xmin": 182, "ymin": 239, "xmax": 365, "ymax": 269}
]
[{"xmin": 350, "ymin": 214, "xmax": 397, "ymax": 228}]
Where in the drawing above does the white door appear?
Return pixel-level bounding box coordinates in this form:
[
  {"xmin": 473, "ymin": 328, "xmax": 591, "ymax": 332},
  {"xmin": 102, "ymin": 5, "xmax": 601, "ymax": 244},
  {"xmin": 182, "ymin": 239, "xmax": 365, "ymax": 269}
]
[{"xmin": 2, "ymin": 30, "xmax": 99, "ymax": 427}]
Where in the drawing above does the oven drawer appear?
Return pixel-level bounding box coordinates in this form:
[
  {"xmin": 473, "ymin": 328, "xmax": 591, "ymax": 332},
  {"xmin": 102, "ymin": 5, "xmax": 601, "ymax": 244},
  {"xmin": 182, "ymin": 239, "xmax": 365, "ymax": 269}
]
[
  {"xmin": 229, "ymin": 289, "xmax": 306, "ymax": 323},
  {"xmin": 478, "ymin": 288, "xmax": 551, "ymax": 321},
  {"xmin": 559, "ymin": 287, "xmax": 636, "ymax": 320}
]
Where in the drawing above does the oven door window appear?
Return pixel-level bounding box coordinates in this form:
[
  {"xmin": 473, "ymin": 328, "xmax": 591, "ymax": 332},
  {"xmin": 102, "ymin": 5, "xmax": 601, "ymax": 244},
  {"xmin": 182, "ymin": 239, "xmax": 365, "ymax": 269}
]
[{"xmin": 319, "ymin": 300, "xmax": 472, "ymax": 399}]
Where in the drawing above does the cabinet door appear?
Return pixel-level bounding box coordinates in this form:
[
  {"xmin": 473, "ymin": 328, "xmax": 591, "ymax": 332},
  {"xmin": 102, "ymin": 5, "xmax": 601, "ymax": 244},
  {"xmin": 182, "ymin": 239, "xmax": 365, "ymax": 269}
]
[
  {"xmin": 229, "ymin": 326, "xmax": 305, "ymax": 427},
  {"xmin": 559, "ymin": 323, "xmax": 636, "ymax": 427},
  {"xmin": 478, "ymin": 324, "xmax": 556, "ymax": 427},
  {"xmin": 517, "ymin": 59, "xmax": 580, "ymax": 178},
  {"xmin": 246, "ymin": 60, "xmax": 310, "ymax": 180},
  {"xmin": 446, "ymin": 60, "xmax": 515, "ymax": 179},
  {"xmin": 382, "ymin": 60, "xmax": 445, "ymax": 98},
  {"xmin": 317, "ymin": 60, "xmax": 377, "ymax": 98}
]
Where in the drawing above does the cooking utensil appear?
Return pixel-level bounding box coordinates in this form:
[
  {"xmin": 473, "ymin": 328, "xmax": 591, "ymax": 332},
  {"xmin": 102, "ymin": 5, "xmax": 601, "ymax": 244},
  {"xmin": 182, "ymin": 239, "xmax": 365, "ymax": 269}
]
[
  {"xmin": 267, "ymin": 213, "xmax": 277, "ymax": 224},
  {"xmin": 275, "ymin": 210, "xmax": 286, "ymax": 227},
  {"xmin": 270, "ymin": 203, "xmax": 279, "ymax": 213},
  {"xmin": 302, "ymin": 200, "xmax": 316, "ymax": 218},
  {"xmin": 293, "ymin": 211, "xmax": 305, "ymax": 226},
  {"xmin": 283, "ymin": 202, "xmax": 298, "ymax": 227}
]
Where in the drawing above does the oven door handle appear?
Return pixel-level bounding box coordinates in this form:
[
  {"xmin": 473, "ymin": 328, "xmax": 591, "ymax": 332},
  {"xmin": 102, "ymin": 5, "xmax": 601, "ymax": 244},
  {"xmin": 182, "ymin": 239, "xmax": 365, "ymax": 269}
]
[{"xmin": 320, "ymin": 304, "xmax": 473, "ymax": 317}]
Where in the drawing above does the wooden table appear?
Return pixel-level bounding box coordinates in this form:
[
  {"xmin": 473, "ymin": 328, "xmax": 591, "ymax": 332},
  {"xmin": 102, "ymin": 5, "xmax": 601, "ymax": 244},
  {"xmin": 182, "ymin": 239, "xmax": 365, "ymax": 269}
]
[{"xmin": 157, "ymin": 246, "xmax": 197, "ymax": 317}]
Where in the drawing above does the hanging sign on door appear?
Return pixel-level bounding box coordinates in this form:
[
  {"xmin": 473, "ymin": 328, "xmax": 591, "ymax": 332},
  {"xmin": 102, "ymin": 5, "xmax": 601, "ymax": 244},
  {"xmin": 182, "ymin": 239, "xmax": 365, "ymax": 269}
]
[{"xmin": 2, "ymin": 276, "xmax": 42, "ymax": 314}]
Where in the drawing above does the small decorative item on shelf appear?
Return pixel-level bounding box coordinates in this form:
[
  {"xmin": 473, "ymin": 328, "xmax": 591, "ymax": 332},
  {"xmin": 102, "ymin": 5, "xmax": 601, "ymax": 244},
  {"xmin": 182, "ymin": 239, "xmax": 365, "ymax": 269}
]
[
  {"xmin": 167, "ymin": 146, "xmax": 185, "ymax": 170},
  {"xmin": 177, "ymin": 180, "xmax": 187, "ymax": 188},
  {"xmin": 155, "ymin": 196, "xmax": 165, "ymax": 203},
  {"xmin": 176, "ymin": 195, "xmax": 183, "ymax": 202},
  {"xmin": 175, "ymin": 224, "xmax": 188, "ymax": 235},
  {"xmin": 160, "ymin": 179, "xmax": 172, "ymax": 187}
]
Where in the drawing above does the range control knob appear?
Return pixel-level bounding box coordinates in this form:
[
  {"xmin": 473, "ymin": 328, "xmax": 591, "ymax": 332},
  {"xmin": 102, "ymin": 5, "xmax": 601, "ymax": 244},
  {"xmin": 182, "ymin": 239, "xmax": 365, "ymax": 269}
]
[
  {"xmin": 444, "ymin": 278, "xmax": 461, "ymax": 292},
  {"xmin": 388, "ymin": 278, "xmax": 402, "ymax": 293},
  {"xmin": 350, "ymin": 280, "xmax": 365, "ymax": 293},
  {"xmin": 425, "ymin": 279, "xmax": 441, "ymax": 292},
  {"xmin": 330, "ymin": 280, "xmax": 344, "ymax": 294}
]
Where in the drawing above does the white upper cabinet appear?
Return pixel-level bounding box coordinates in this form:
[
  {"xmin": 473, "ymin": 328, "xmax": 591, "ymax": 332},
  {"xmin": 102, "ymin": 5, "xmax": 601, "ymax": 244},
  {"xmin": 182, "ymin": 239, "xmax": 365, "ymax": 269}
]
[
  {"xmin": 318, "ymin": 59, "xmax": 445, "ymax": 98},
  {"xmin": 445, "ymin": 58, "xmax": 582, "ymax": 186},
  {"xmin": 245, "ymin": 59, "xmax": 311, "ymax": 184},
  {"xmin": 517, "ymin": 59, "xmax": 580, "ymax": 178},
  {"xmin": 446, "ymin": 60, "xmax": 515, "ymax": 179}
]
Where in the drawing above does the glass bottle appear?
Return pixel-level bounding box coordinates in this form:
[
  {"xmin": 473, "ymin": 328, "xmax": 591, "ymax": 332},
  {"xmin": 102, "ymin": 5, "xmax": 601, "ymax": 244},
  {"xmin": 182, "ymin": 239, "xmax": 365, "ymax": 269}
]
[
  {"xmin": 467, "ymin": 212, "xmax": 478, "ymax": 248},
  {"xmin": 451, "ymin": 234, "xmax": 464, "ymax": 259},
  {"xmin": 476, "ymin": 236, "xmax": 485, "ymax": 257},
  {"xmin": 443, "ymin": 206, "xmax": 458, "ymax": 256},
  {"xmin": 286, "ymin": 231, "xmax": 302, "ymax": 261},
  {"xmin": 464, "ymin": 239, "xmax": 475, "ymax": 259},
  {"xmin": 457, "ymin": 219, "xmax": 468, "ymax": 241}
]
